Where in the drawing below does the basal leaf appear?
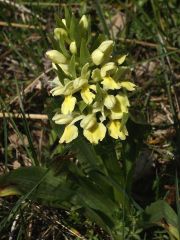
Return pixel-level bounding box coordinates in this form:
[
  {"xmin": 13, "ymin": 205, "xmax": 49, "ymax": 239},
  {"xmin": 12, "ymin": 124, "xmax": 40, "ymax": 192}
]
[{"xmin": 143, "ymin": 200, "xmax": 179, "ymax": 240}]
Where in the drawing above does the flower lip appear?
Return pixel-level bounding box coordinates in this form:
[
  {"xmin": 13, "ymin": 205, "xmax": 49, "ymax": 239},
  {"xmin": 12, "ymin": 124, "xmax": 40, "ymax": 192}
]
[{"xmin": 60, "ymin": 125, "xmax": 78, "ymax": 143}]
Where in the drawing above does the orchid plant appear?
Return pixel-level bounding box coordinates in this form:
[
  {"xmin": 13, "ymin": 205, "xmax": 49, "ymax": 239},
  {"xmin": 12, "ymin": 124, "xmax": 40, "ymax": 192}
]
[{"xmin": 0, "ymin": 9, "xmax": 178, "ymax": 240}]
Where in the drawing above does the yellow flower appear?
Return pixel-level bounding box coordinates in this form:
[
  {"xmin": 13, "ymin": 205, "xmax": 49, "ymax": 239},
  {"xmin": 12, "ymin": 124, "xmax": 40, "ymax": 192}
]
[
  {"xmin": 61, "ymin": 95, "xmax": 77, "ymax": 114},
  {"xmin": 101, "ymin": 76, "xmax": 120, "ymax": 90},
  {"xmin": 107, "ymin": 120, "xmax": 128, "ymax": 140},
  {"xmin": 100, "ymin": 62, "xmax": 117, "ymax": 78},
  {"xmin": 60, "ymin": 125, "xmax": 78, "ymax": 143},
  {"xmin": 52, "ymin": 113, "xmax": 73, "ymax": 124},
  {"xmin": 80, "ymin": 85, "xmax": 96, "ymax": 104},
  {"xmin": 110, "ymin": 94, "xmax": 129, "ymax": 119},
  {"xmin": 51, "ymin": 81, "xmax": 73, "ymax": 96},
  {"xmin": 104, "ymin": 95, "xmax": 116, "ymax": 109},
  {"xmin": 83, "ymin": 122, "xmax": 106, "ymax": 144},
  {"xmin": 119, "ymin": 81, "xmax": 136, "ymax": 91},
  {"xmin": 80, "ymin": 114, "xmax": 97, "ymax": 130}
]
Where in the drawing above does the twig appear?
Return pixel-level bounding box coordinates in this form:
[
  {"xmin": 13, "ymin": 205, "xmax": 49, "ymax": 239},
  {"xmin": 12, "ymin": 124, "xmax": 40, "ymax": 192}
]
[
  {"xmin": 0, "ymin": 21, "xmax": 45, "ymax": 30},
  {"xmin": 55, "ymin": 220, "xmax": 87, "ymax": 240},
  {"xmin": 160, "ymin": 103, "xmax": 174, "ymax": 124},
  {"xmin": 9, "ymin": 214, "xmax": 20, "ymax": 240},
  {"xmin": 118, "ymin": 37, "xmax": 180, "ymax": 53},
  {"xmin": 0, "ymin": 112, "xmax": 48, "ymax": 120},
  {"xmin": 10, "ymin": 67, "xmax": 52, "ymax": 105}
]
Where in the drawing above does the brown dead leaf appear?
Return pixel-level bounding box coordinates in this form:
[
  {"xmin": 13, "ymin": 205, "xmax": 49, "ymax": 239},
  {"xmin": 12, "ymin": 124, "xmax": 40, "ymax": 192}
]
[
  {"xmin": 9, "ymin": 133, "xmax": 29, "ymax": 147},
  {"xmin": 13, "ymin": 160, "xmax": 21, "ymax": 169}
]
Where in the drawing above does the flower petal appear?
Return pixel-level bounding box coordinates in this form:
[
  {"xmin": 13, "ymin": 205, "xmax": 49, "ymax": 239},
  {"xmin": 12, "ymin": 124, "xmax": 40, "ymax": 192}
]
[
  {"xmin": 80, "ymin": 114, "xmax": 96, "ymax": 130},
  {"xmin": 107, "ymin": 120, "xmax": 121, "ymax": 139},
  {"xmin": 98, "ymin": 40, "xmax": 114, "ymax": 53},
  {"xmin": 102, "ymin": 76, "xmax": 120, "ymax": 90},
  {"xmin": 51, "ymin": 81, "xmax": 73, "ymax": 96},
  {"xmin": 73, "ymin": 77, "xmax": 87, "ymax": 91},
  {"xmin": 120, "ymin": 82, "xmax": 136, "ymax": 91},
  {"xmin": 81, "ymin": 86, "xmax": 95, "ymax": 104},
  {"xmin": 91, "ymin": 49, "xmax": 104, "ymax": 65},
  {"xmin": 100, "ymin": 62, "xmax": 116, "ymax": 78},
  {"xmin": 61, "ymin": 95, "xmax": 77, "ymax": 114},
  {"xmin": 60, "ymin": 125, "xmax": 78, "ymax": 143},
  {"xmin": 52, "ymin": 113, "xmax": 73, "ymax": 124},
  {"xmin": 104, "ymin": 95, "xmax": 116, "ymax": 109},
  {"xmin": 107, "ymin": 120, "xmax": 128, "ymax": 140},
  {"xmin": 116, "ymin": 94, "xmax": 130, "ymax": 113},
  {"xmin": 117, "ymin": 55, "xmax": 127, "ymax": 65},
  {"xmin": 83, "ymin": 123, "xmax": 106, "ymax": 144},
  {"xmin": 110, "ymin": 94, "xmax": 129, "ymax": 119}
]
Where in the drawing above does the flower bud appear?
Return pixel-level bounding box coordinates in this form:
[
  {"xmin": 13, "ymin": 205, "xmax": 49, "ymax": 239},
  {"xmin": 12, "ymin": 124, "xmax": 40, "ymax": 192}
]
[
  {"xmin": 69, "ymin": 41, "xmax": 77, "ymax": 54},
  {"xmin": 80, "ymin": 114, "xmax": 96, "ymax": 130},
  {"xmin": 54, "ymin": 28, "xmax": 68, "ymax": 40},
  {"xmin": 62, "ymin": 18, "xmax": 66, "ymax": 26},
  {"xmin": 104, "ymin": 95, "xmax": 116, "ymax": 109},
  {"xmin": 46, "ymin": 50, "xmax": 67, "ymax": 64},
  {"xmin": 98, "ymin": 40, "xmax": 113, "ymax": 53},
  {"xmin": 79, "ymin": 15, "xmax": 88, "ymax": 30},
  {"xmin": 117, "ymin": 54, "xmax": 127, "ymax": 65},
  {"xmin": 91, "ymin": 40, "xmax": 114, "ymax": 65},
  {"xmin": 91, "ymin": 49, "xmax": 104, "ymax": 65}
]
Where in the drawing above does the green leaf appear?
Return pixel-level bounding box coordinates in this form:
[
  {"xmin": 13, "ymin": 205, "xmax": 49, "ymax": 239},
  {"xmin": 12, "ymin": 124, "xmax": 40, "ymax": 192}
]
[
  {"xmin": 80, "ymin": 38, "xmax": 90, "ymax": 66},
  {"xmin": 0, "ymin": 167, "xmax": 75, "ymax": 208},
  {"xmin": 70, "ymin": 136, "xmax": 105, "ymax": 173},
  {"xmin": 55, "ymin": 14, "xmax": 66, "ymax": 28},
  {"xmin": 78, "ymin": 100, "xmax": 87, "ymax": 113},
  {"xmin": 64, "ymin": 6, "xmax": 71, "ymax": 28},
  {"xmin": 54, "ymin": 64, "xmax": 67, "ymax": 85},
  {"xmin": 143, "ymin": 200, "xmax": 180, "ymax": 240},
  {"xmin": 69, "ymin": 14, "xmax": 78, "ymax": 41},
  {"xmin": 69, "ymin": 55, "xmax": 76, "ymax": 78},
  {"xmin": 59, "ymin": 37, "xmax": 70, "ymax": 58}
]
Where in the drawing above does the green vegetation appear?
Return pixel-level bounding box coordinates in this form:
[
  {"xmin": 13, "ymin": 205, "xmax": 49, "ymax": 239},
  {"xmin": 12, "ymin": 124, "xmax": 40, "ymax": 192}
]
[{"xmin": 0, "ymin": 0, "xmax": 180, "ymax": 239}]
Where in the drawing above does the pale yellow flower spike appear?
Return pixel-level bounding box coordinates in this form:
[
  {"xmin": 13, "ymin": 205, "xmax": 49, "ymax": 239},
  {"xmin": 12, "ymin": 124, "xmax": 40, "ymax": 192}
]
[
  {"xmin": 83, "ymin": 123, "xmax": 106, "ymax": 144},
  {"xmin": 60, "ymin": 125, "xmax": 78, "ymax": 143},
  {"xmin": 61, "ymin": 95, "xmax": 77, "ymax": 114},
  {"xmin": 81, "ymin": 86, "xmax": 95, "ymax": 104},
  {"xmin": 47, "ymin": 14, "xmax": 136, "ymax": 144}
]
